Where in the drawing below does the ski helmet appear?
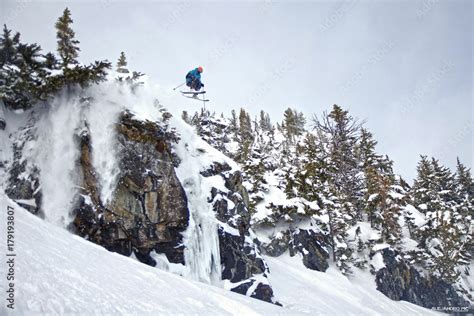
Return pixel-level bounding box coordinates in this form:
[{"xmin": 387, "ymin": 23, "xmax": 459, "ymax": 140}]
[{"xmin": 198, "ymin": 66, "xmax": 203, "ymax": 73}]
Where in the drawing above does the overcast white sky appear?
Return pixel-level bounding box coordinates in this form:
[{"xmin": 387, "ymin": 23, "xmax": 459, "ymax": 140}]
[{"xmin": 2, "ymin": 0, "xmax": 472, "ymax": 180}]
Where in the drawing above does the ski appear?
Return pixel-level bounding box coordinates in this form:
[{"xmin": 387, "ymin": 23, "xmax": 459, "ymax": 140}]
[
  {"xmin": 183, "ymin": 95, "xmax": 209, "ymax": 102},
  {"xmin": 180, "ymin": 91, "xmax": 206, "ymax": 95}
]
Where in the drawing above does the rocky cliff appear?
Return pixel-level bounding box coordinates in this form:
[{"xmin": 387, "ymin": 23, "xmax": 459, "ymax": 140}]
[
  {"xmin": 375, "ymin": 248, "xmax": 470, "ymax": 311},
  {"xmin": 4, "ymin": 107, "xmax": 276, "ymax": 303}
]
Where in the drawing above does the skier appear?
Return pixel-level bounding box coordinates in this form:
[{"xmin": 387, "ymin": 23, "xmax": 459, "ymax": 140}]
[{"xmin": 186, "ymin": 66, "xmax": 204, "ymax": 92}]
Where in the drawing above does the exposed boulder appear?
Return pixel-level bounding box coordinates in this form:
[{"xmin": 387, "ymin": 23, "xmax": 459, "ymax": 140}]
[{"xmin": 375, "ymin": 248, "xmax": 471, "ymax": 311}]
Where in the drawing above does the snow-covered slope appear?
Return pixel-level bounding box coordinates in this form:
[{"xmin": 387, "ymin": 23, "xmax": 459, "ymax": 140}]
[
  {"xmin": 0, "ymin": 193, "xmax": 437, "ymax": 315},
  {"xmin": 0, "ymin": 195, "xmax": 282, "ymax": 315},
  {"xmin": 265, "ymin": 254, "xmax": 437, "ymax": 315}
]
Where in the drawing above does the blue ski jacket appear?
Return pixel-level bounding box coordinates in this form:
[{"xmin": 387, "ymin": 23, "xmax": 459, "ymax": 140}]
[{"xmin": 186, "ymin": 68, "xmax": 201, "ymax": 84}]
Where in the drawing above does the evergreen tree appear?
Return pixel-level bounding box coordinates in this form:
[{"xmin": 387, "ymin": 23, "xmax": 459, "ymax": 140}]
[
  {"xmin": 412, "ymin": 157, "xmax": 470, "ymax": 283},
  {"xmin": 43, "ymin": 8, "xmax": 111, "ymax": 94},
  {"xmin": 229, "ymin": 109, "xmax": 239, "ymax": 141},
  {"xmin": 259, "ymin": 110, "xmax": 272, "ymax": 132},
  {"xmin": 456, "ymin": 158, "xmax": 474, "ymax": 199},
  {"xmin": 0, "ymin": 25, "xmax": 51, "ymax": 109},
  {"xmin": 412, "ymin": 155, "xmax": 434, "ymax": 212},
  {"xmin": 453, "ymin": 158, "xmax": 473, "ymax": 267},
  {"xmin": 358, "ymin": 128, "xmax": 395, "ymax": 226},
  {"xmin": 55, "ymin": 8, "xmax": 80, "ymax": 67},
  {"xmin": 116, "ymin": 51, "xmax": 129, "ymax": 73},
  {"xmin": 282, "ymin": 108, "xmax": 305, "ymax": 143},
  {"xmin": 0, "ymin": 24, "xmax": 18, "ymax": 64},
  {"xmin": 114, "ymin": 51, "xmax": 143, "ymax": 85},
  {"xmin": 313, "ymin": 104, "xmax": 363, "ymax": 222},
  {"xmin": 237, "ymin": 108, "xmax": 254, "ymax": 162}
]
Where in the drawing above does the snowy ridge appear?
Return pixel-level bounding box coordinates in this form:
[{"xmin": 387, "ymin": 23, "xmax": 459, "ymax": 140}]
[{"xmin": 265, "ymin": 254, "xmax": 437, "ymax": 315}]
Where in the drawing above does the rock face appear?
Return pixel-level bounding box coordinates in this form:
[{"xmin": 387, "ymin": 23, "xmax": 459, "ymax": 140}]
[
  {"xmin": 5, "ymin": 109, "xmax": 276, "ymax": 304},
  {"xmin": 375, "ymin": 248, "xmax": 471, "ymax": 311},
  {"xmin": 289, "ymin": 229, "xmax": 329, "ymax": 272},
  {"xmin": 261, "ymin": 228, "xmax": 329, "ymax": 272},
  {"xmin": 204, "ymin": 164, "xmax": 275, "ymax": 303},
  {"xmin": 73, "ymin": 111, "xmax": 189, "ymax": 265},
  {"xmin": 5, "ymin": 118, "xmax": 42, "ymax": 215}
]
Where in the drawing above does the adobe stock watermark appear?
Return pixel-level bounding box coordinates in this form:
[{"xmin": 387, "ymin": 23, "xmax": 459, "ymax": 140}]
[
  {"xmin": 208, "ymin": 33, "xmax": 240, "ymax": 66},
  {"xmin": 5, "ymin": 205, "xmax": 16, "ymax": 310},
  {"xmin": 437, "ymin": 121, "xmax": 473, "ymax": 161},
  {"xmin": 259, "ymin": 0, "xmax": 277, "ymax": 15},
  {"xmin": 3, "ymin": 0, "xmax": 32, "ymax": 25},
  {"xmin": 100, "ymin": 0, "xmax": 115, "ymax": 9},
  {"xmin": 339, "ymin": 40, "xmax": 394, "ymax": 95},
  {"xmin": 417, "ymin": 0, "xmax": 440, "ymax": 19},
  {"xmin": 320, "ymin": 0, "xmax": 358, "ymax": 33},
  {"xmin": 399, "ymin": 59, "xmax": 454, "ymax": 116},
  {"xmin": 246, "ymin": 56, "xmax": 296, "ymax": 105},
  {"xmin": 155, "ymin": 0, "xmax": 192, "ymax": 39}
]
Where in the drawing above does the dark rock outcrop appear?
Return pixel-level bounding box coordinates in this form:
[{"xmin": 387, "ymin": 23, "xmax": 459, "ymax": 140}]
[
  {"xmin": 218, "ymin": 228, "xmax": 267, "ymax": 282},
  {"xmin": 5, "ymin": 119, "xmax": 42, "ymax": 215},
  {"xmin": 230, "ymin": 278, "xmax": 274, "ymax": 303},
  {"xmin": 262, "ymin": 228, "xmax": 329, "ymax": 272},
  {"xmin": 204, "ymin": 164, "xmax": 275, "ymax": 303},
  {"xmin": 72, "ymin": 111, "xmax": 188, "ymax": 266},
  {"xmin": 200, "ymin": 161, "xmax": 232, "ymax": 177},
  {"xmin": 375, "ymin": 248, "xmax": 471, "ymax": 312},
  {"xmin": 289, "ymin": 229, "xmax": 329, "ymax": 272},
  {"xmin": 262, "ymin": 231, "xmax": 291, "ymax": 257}
]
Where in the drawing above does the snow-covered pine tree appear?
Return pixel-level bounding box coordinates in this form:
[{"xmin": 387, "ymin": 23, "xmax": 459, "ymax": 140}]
[
  {"xmin": 454, "ymin": 158, "xmax": 473, "ymax": 267},
  {"xmin": 229, "ymin": 109, "xmax": 239, "ymax": 142},
  {"xmin": 43, "ymin": 8, "xmax": 111, "ymax": 93},
  {"xmin": 259, "ymin": 110, "xmax": 272, "ymax": 132},
  {"xmin": 55, "ymin": 8, "xmax": 80, "ymax": 67},
  {"xmin": 0, "ymin": 25, "xmax": 27, "ymax": 108},
  {"xmin": 412, "ymin": 157, "xmax": 470, "ymax": 283},
  {"xmin": 309, "ymin": 105, "xmax": 367, "ymax": 274},
  {"xmin": 116, "ymin": 52, "xmax": 129, "ymax": 74},
  {"xmin": 114, "ymin": 51, "xmax": 144, "ymax": 86},
  {"xmin": 411, "ymin": 155, "xmax": 433, "ymax": 213},
  {"xmin": 237, "ymin": 108, "xmax": 254, "ymax": 162},
  {"xmin": 313, "ymin": 105, "xmax": 363, "ymax": 222},
  {"xmin": 282, "ymin": 108, "xmax": 305, "ymax": 144},
  {"xmin": 0, "ymin": 25, "xmax": 51, "ymax": 109}
]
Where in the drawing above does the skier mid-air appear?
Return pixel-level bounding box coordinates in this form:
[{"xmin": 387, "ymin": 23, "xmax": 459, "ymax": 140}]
[
  {"xmin": 180, "ymin": 66, "xmax": 208, "ymax": 102},
  {"xmin": 186, "ymin": 66, "xmax": 204, "ymax": 92}
]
